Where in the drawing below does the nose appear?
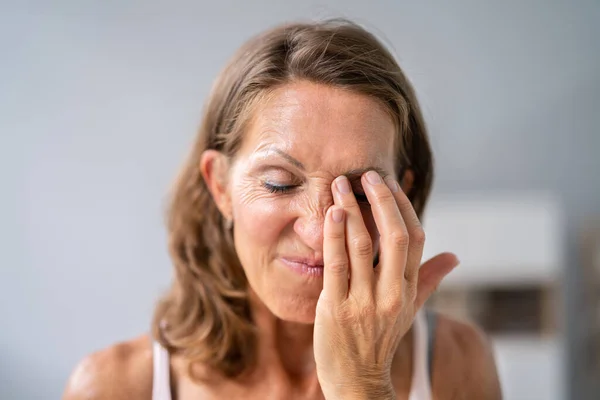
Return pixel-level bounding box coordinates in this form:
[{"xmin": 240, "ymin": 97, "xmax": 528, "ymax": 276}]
[
  {"xmin": 293, "ymin": 206, "xmax": 329, "ymax": 255},
  {"xmin": 294, "ymin": 213, "xmax": 325, "ymax": 255}
]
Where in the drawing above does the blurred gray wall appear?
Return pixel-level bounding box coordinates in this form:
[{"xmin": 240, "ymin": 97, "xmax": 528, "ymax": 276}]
[{"xmin": 1, "ymin": 1, "xmax": 598, "ymax": 399}]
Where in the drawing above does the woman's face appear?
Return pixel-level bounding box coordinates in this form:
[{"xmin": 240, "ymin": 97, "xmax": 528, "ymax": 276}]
[{"xmin": 227, "ymin": 81, "xmax": 397, "ymax": 323}]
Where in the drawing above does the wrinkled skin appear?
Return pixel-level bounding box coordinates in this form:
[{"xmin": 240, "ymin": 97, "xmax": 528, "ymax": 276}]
[
  {"xmin": 209, "ymin": 81, "xmax": 457, "ymax": 398},
  {"xmin": 225, "ymin": 81, "xmax": 396, "ymax": 324},
  {"xmin": 62, "ymin": 81, "xmax": 501, "ymax": 400}
]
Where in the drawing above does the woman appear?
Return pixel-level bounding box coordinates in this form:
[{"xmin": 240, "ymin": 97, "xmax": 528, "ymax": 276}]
[{"xmin": 64, "ymin": 19, "xmax": 501, "ymax": 399}]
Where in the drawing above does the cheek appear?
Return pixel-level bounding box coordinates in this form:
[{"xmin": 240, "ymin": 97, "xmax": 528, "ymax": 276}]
[{"xmin": 232, "ymin": 190, "xmax": 289, "ymax": 251}]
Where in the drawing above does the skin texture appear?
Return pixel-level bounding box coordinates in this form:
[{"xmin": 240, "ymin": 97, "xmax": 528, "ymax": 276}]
[{"xmin": 63, "ymin": 81, "xmax": 502, "ymax": 400}]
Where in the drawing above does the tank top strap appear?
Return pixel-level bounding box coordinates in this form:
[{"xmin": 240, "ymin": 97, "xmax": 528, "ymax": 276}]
[
  {"xmin": 152, "ymin": 340, "xmax": 172, "ymax": 400},
  {"xmin": 151, "ymin": 312, "xmax": 436, "ymax": 400},
  {"xmin": 425, "ymin": 309, "xmax": 438, "ymax": 382},
  {"xmin": 408, "ymin": 309, "xmax": 433, "ymax": 400}
]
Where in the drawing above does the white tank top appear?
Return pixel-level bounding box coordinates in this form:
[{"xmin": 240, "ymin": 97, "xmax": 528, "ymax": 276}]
[{"xmin": 152, "ymin": 310, "xmax": 434, "ymax": 400}]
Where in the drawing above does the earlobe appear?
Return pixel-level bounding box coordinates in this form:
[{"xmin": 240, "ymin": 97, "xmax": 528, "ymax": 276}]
[
  {"xmin": 401, "ymin": 169, "xmax": 415, "ymax": 194},
  {"xmin": 199, "ymin": 150, "xmax": 232, "ymax": 219}
]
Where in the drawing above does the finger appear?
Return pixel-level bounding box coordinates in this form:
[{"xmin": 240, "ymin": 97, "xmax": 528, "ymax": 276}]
[
  {"xmin": 332, "ymin": 175, "xmax": 373, "ymax": 296},
  {"xmin": 383, "ymin": 175, "xmax": 424, "ymax": 285},
  {"xmin": 360, "ymin": 171, "xmax": 409, "ymax": 289},
  {"xmin": 415, "ymin": 252, "xmax": 459, "ymax": 309},
  {"xmin": 323, "ymin": 206, "xmax": 349, "ymax": 303}
]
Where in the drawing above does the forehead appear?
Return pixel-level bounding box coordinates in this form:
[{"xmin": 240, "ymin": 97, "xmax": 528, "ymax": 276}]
[{"xmin": 240, "ymin": 81, "xmax": 397, "ymax": 176}]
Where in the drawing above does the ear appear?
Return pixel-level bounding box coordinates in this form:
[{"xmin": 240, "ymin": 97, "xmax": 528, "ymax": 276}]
[
  {"xmin": 200, "ymin": 150, "xmax": 232, "ymax": 219},
  {"xmin": 400, "ymin": 169, "xmax": 415, "ymax": 194}
]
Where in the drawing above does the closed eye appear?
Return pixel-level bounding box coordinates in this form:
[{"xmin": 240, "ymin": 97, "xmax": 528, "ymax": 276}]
[
  {"xmin": 262, "ymin": 182, "xmax": 297, "ymax": 195},
  {"xmin": 263, "ymin": 181, "xmax": 370, "ymax": 204}
]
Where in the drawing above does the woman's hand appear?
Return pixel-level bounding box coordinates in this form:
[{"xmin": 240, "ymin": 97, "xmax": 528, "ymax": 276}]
[{"xmin": 313, "ymin": 171, "xmax": 459, "ymax": 400}]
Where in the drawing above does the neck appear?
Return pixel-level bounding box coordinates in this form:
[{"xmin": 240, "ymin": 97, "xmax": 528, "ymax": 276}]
[
  {"xmin": 246, "ymin": 291, "xmax": 416, "ymax": 391},
  {"xmin": 249, "ymin": 291, "xmax": 317, "ymax": 378}
]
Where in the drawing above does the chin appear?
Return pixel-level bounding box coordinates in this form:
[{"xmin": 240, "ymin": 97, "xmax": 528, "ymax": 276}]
[{"xmin": 266, "ymin": 292, "xmax": 319, "ymax": 324}]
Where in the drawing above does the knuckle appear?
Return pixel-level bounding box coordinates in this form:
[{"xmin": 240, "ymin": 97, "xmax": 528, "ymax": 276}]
[
  {"xmin": 382, "ymin": 294, "xmax": 404, "ymax": 316},
  {"xmin": 326, "ymin": 228, "xmax": 345, "ymax": 240},
  {"xmin": 358, "ymin": 301, "xmax": 376, "ymax": 319},
  {"xmin": 351, "ymin": 234, "xmax": 373, "ymax": 257},
  {"xmin": 336, "ymin": 304, "xmax": 355, "ymax": 322},
  {"xmin": 327, "ymin": 259, "xmax": 349, "ymax": 275},
  {"xmin": 410, "ymin": 227, "xmax": 426, "ymax": 246},
  {"xmin": 388, "ymin": 230, "xmax": 410, "ymax": 250},
  {"xmin": 386, "ymin": 281, "xmax": 404, "ymax": 300},
  {"xmin": 384, "ymin": 302, "xmax": 401, "ymax": 317},
  {"xmin": 374, "ymin": 189, "xmax": 395, "ymax": 204}
]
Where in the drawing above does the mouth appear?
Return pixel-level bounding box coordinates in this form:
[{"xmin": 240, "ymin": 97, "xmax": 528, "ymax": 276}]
[{"xmin": 279, "ymin": 257, "xmax": 325, "ymax": 277}]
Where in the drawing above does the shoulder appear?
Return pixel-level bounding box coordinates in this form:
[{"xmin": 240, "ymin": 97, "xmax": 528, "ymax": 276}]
[
  {"xmin": 62, "ymin": 335, "xmax": 154, "ymax": 400},
  {"xmin": 431, "ymin": 313, "xmax": 502, "ymax": 400}
]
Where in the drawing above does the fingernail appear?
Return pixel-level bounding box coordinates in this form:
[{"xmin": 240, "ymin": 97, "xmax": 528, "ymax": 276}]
[
  {"xmin": 331, "ymin": 207, "xmax": 344, "ymax": 223},
  {"xmin": 335, "ymin": 176, "xmax": 351, "ymax": 194},
  {"xmin": 365, "ymin": 170, "xmax": 382, "ymax": 185},
  {"xmin": 385, "ymin": 177, "xmax": 399, "ymax": 192},
  {"xmin": 453, "ymin": 255, "xmax": 460, "ymax": 267}
]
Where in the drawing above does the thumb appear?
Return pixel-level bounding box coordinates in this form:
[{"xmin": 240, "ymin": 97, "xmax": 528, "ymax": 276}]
[{"xmin": 415, "ymin": 252, "xmax": 459, "ymax": 309}]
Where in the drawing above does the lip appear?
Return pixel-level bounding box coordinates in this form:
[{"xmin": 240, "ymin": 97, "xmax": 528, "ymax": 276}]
[{"xmin": 279, "ymin": 257, "xmax": 325, "ymax": 277}]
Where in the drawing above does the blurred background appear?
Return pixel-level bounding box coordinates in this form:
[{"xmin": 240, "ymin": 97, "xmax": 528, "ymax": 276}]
[{"xmin": 1, "ymin": 1, "xmax": 598, "ymax": 399}]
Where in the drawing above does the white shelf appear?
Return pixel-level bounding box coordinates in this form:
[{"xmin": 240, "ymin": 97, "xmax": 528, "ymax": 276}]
[
  {"xmin": 421, "ymin": 192, "xmax": 563, "ymax": 288},
  {"xmin": 491, "ymin": 334, "xmax": 565, "ymax": 400}
]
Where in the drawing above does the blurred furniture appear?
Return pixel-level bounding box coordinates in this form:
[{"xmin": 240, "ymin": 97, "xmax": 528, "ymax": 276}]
[
  {"xmin": 580, "ymin": 220, "xmax": 600, "ymax": 392},
  {"xmin": 422, "ymin": 192, "xmax": 564, "ymax": 400}
]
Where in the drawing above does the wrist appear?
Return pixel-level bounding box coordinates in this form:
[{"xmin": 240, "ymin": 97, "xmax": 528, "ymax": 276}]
[
  {"xmin": 347, "ymin": 388, "xmax": 395, "ymax": 400},
  {"xmin": 349, "ymin": 391, "xmax": 395, "ymax": 400},
  {"xmin": 331, "ymin": 383, "xmax": 396, "ymax": 400}
]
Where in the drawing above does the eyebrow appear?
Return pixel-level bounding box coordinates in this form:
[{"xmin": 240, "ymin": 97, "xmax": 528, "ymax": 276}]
[
  {"xmin": 272, "ymin": 148, "xmax": 305, "ymax": 170},
  {"xmin": 271, "ymin": 148, "xmax": 391, "ymax": 180}
]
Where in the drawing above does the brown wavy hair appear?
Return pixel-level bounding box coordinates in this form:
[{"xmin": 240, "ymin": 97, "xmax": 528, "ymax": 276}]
[{"xmin": 152, "ymin": 18, "xmax": 435, "ymax": 380}]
